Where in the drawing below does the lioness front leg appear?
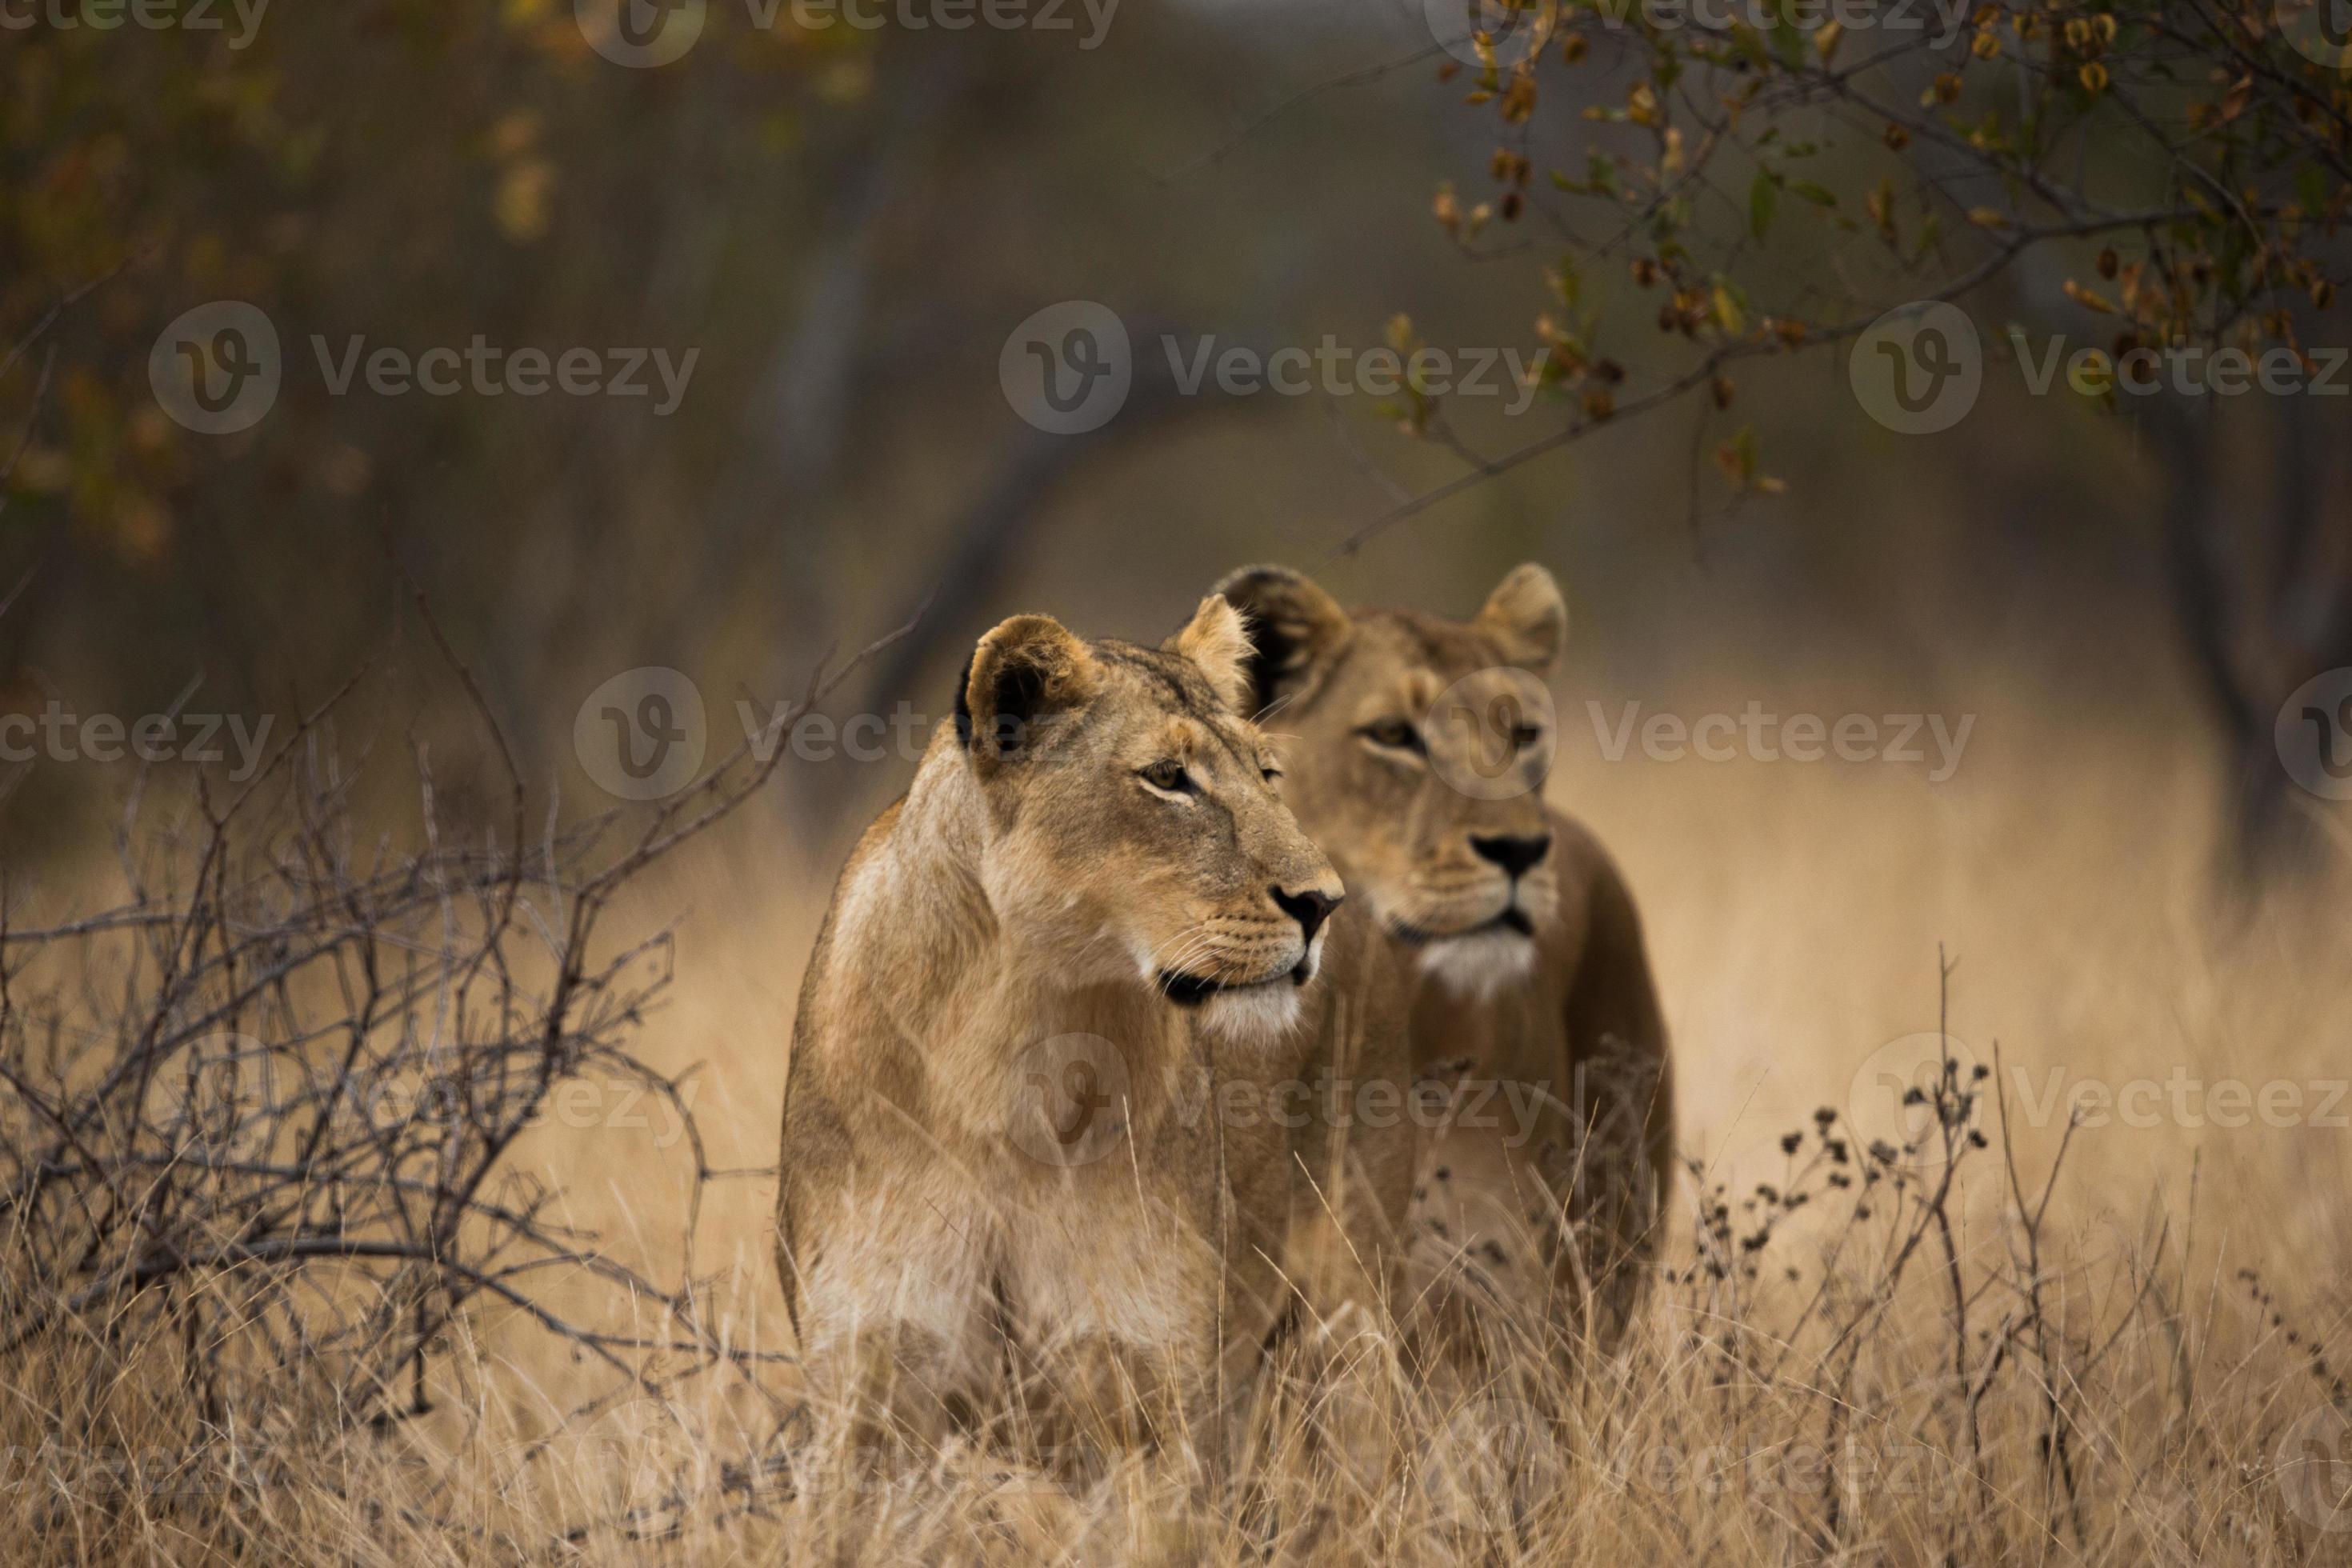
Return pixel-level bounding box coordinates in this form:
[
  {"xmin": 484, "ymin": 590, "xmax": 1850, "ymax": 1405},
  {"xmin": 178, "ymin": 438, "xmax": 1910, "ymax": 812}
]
[
  {"xmin": 1280, "ymin": 948, "xmax": 1418, "ymax": 1346},
  {"xmin": 785, "ymin": 1166, "xmax": 1002, "ymax": 1465},
  {"xmin": 1001, "ymin": 1183, "xmax": 1230, "ymax": 1470}
]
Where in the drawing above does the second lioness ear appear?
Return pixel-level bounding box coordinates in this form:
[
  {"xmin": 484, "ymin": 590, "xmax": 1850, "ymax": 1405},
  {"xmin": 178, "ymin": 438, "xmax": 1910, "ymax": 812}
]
[
  {"xmin": 1208, "ymin": 564, "xmax": 1354, "ymax": 719},
  {"xmin": 956, "ymin": 614, "xmax": 1098, "ymax": 772},
  {"xmin": 1477, "ymin": 562, "xmax": 1567, "ymax": 672},
  {"xmin": 1166, "ymin": 594, "xmax": 1253, "ymax": 714}
]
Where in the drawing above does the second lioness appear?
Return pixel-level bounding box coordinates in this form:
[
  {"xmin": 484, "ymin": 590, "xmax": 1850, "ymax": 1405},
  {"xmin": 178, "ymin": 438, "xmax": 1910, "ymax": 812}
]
[{"xmin": 1212, "ymin": 562, "xmax": 1674, "ymax": 1353}]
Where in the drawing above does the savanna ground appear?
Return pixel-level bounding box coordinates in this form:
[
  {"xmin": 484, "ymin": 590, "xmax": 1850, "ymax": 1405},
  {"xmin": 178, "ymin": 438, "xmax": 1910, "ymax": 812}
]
[{"xmin": 3, "ymin": 658, "xmax": 2349, "ymax": 1566}]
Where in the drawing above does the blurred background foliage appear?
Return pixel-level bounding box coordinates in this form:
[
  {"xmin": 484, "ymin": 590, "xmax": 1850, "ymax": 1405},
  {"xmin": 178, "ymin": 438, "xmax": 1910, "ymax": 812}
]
[{"xmin": 3, "ymin": 0, "xmax": 2349, "ymax": 876}]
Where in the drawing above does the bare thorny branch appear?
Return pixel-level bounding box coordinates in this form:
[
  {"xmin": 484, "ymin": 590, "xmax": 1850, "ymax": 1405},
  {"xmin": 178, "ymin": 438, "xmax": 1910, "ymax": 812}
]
[{"xmin": 0, "ymin": 595, "xmax": 918, "ymax": 1543}]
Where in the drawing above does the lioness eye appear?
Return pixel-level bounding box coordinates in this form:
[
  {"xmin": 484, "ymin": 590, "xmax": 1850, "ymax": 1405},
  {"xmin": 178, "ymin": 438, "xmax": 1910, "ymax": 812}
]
[
  {"xmin": 1510, "ymin": 723, "xmax": 1543, "ymax": 751},
  {"xmin": 1360, "ymin": 718, "xmax": 1424, "ymax": 754},
  {"xmin": 1139, "ymin": 759, "xmax": 1193, "ymax": 794}
]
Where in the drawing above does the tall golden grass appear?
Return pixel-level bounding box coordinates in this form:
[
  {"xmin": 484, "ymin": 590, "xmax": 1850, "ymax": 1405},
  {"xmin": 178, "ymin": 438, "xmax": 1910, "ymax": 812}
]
[{"xmin": 3, "ymin": 673, "xmax": 2348, "ymax": 1564}]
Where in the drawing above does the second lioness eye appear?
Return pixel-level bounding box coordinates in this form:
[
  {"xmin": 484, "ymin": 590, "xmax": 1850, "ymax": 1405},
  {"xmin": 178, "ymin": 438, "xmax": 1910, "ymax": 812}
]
[
  {"xmin": 1510, "ymin": 723, "xmax": 1544, "ymax": 751},
  {"xmin": 1360, "ymin": 717, "xmax": 1424, "ymax": 754},
  {"xmin": 1140, "ymin": 759, "xmax": 1194, "ymax": 793}
]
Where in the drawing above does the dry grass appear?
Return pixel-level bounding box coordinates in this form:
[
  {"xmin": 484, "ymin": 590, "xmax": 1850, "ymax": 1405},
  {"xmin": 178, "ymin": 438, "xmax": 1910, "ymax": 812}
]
[{"xmin": 3, "ymin": 672, "xmax": 2349, "ymax": 1565}]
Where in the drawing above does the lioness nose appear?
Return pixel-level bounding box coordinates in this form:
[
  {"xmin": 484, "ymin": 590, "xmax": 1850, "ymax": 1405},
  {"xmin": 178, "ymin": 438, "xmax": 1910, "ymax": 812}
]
[
  {"xmin": 1270, "ymin": 886, "xmax": 1342, "ymax": 944},
  {"xmin": 1470, "ymin": 833, "xmax": 1552, "ymax": 880}
]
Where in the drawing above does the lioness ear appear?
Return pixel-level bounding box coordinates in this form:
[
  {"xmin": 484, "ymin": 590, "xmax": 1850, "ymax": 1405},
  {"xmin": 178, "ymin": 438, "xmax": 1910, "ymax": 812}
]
[
  {"xmin": 1208, "ymin": 564, "xmax": 1353, "ymax": 719},
  {"xmin": 1166, "ymin": 594, "xmax": 1252, "ymax": 713},
  {"xmin": 1477, "ymin": 563, "xmax": 1566, "ymax": 672},
  {"xmin": 955, "ymin": 614, "xmax": 1098, "ymax": 771}
]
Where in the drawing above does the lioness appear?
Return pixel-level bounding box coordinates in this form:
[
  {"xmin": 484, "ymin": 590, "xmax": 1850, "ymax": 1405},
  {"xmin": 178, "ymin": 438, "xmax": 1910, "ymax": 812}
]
[
  {"xmin": 1210, "ymin": 563, "xmax": 1674, "ymax": 1354},
  {"xmin": 776, "ymin": 597, "xmax": 1414, "ymax": 1465}
]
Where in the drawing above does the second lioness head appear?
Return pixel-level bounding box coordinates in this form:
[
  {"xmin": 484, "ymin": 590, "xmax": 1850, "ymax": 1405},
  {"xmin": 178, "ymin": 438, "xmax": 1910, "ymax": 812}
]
[{"xmin": 1212, "ymin": 563, "xmax": 1566, "ymax": 995}]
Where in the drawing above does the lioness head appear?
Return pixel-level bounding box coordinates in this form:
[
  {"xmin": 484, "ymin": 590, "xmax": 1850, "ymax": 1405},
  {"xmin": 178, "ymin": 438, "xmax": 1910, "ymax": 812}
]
[
  {"xmin": 952, "ymin": 594, "xmax": 1346, "ymax": 1042},
  {"xmin": 1210, "ymin": 562, "xmax": 1566, "ymax": 998}
]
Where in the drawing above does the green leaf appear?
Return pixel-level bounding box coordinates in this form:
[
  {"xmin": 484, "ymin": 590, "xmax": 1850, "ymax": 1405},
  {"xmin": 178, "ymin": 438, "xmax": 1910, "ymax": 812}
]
[
  {"xmin": 1788, "ymin": 178, "xmax": 1838, "ymax": 207},
  {"xmin": 1550, "ymin": 258, "xmax": 1584, "ymax": 308},
  {"xmin": 2299, "ymin": 164, "xmax": 2328, "ymax": 217},
  {"xmin": 1726, "ymin": 20, "xmax": 1772, "ymax": 70},
  {"xmin": 1749, "ymin": 170, "xmax": 1777, "ymax": 240}
]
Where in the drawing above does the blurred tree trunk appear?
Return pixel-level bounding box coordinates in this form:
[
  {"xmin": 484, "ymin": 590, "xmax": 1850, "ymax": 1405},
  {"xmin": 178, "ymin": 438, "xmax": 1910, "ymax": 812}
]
[{"xmin": 2148, "ymin": 392, "xmax": 2352, "ymax": 883}]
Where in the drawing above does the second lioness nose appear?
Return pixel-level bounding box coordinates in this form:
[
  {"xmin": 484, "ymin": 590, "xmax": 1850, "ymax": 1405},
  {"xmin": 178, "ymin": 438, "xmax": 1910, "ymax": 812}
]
[
  {"xmin": 1270, "ymin": 886, "xmax": 1342, "ymax": 944},
  {"xmin": 1470, "ymin": 833, "xmax": 1552, "ymax": 880}
]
